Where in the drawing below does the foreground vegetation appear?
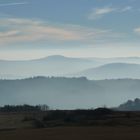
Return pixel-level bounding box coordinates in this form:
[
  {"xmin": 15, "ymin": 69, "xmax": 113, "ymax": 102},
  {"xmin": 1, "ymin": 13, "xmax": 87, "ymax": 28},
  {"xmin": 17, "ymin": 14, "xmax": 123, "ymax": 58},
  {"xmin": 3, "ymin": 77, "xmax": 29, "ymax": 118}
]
[
  {"xmin": 0, "ymin": 106, "xmax": 140, "ymax": 139},
  {"xmin": 0, "ymin": 106, "xmax": 140, "ymax": 129}
]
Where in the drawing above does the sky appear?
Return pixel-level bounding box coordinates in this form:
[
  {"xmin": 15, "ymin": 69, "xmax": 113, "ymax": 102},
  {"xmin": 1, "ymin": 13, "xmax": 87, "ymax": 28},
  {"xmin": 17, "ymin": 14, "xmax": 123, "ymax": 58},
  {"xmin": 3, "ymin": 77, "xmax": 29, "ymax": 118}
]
[{"xmin": 0, "ymin": 0, "xmax": 140, "ymax": 59}]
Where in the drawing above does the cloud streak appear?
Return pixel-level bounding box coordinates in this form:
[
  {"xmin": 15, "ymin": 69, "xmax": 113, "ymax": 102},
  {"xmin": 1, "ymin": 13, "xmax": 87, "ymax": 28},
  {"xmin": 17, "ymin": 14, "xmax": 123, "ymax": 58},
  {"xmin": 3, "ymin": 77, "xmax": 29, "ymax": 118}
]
[
  {"xmin": 88, "ymin": 7, "xmax": 115, "ymax": 20},
  {"xmin": 0, "ymin": 18, "xmax": 123, "ymax": 47},
  {"xmin": 121, "ymin": 6, "xmax": 132, "ymax": 12},
  {"xmin": 88, "ymin": 6, "xmax": 133, "ymax": 20},
  {"xmin": 0, "ymin": 2, "xmax": 28, "ymax": 7}
]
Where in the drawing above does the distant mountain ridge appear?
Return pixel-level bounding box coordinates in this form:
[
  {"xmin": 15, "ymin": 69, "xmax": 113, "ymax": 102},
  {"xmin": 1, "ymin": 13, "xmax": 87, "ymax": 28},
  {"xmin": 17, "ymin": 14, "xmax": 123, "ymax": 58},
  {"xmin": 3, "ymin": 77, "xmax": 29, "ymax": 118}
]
[
  {"xmin": 75, "ymin": 63, "xmax": 140, "ymax": 80},
  {"xmin": 1, "ymin": 55, "xmax": 140, "ymax": 79},
  {"xmin": 0, "ymin": 55, "xmax": 99, "ymax": 79}
]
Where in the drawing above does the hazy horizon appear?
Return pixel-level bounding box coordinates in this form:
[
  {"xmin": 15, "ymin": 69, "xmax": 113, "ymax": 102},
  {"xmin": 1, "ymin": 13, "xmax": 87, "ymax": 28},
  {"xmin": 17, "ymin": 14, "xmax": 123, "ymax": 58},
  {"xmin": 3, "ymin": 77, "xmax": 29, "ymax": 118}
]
[{"xmin": 2, "ymin": 55, "xmax": 140, "ymax": 61}]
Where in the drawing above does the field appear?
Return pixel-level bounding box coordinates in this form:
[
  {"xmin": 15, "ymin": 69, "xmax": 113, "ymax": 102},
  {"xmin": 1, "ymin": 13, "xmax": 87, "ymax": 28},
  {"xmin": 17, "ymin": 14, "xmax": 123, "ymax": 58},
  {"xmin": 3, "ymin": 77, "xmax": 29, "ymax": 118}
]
[
  {"xmin": 0, "ymin": 127, "xmax": 140, "ymax": 140},
  {"xmin": 0, "ymin": 109, "xmax": 140, "ymax": 140}
]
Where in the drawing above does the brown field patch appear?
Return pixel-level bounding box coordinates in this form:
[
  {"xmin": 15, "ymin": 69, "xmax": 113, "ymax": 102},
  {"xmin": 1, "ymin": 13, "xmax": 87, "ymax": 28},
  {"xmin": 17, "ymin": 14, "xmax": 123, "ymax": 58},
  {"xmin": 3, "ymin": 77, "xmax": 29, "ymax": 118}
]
[{"xmin": 0, "ymin": 126, "xmax": 140, "ymax": 140}]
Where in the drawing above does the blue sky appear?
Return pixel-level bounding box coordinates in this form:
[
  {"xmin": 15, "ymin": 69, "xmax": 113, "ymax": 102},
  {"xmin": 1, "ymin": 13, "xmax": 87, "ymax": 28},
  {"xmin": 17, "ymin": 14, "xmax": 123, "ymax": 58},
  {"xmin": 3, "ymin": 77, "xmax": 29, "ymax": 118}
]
[{"xmin": 0, "ymin": 0, "xmax": 140, "ymax": 59}]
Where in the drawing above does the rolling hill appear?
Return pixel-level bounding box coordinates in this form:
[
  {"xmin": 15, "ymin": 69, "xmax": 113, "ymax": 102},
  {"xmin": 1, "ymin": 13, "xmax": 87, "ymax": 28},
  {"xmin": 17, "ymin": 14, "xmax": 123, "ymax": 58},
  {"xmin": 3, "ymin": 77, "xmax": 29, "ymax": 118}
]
[{"xmin": 0, "ymin": 77, "xmax": 140, "ymax": 109}]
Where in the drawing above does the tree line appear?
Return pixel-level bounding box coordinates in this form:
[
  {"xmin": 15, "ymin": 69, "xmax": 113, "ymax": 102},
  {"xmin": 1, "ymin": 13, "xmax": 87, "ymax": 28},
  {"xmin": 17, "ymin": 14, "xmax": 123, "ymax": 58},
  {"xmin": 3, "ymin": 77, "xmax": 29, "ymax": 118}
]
[{"xmin": 0, "ymin": 104, "xmax": 49, "ymax": 112}]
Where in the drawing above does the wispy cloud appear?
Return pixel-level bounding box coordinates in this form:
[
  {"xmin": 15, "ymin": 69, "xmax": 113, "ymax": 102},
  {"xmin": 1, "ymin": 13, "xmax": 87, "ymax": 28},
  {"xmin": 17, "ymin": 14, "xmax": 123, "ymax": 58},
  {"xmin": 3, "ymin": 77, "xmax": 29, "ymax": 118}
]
[
  {"xmin": 0, "ymin": 18, "xmax": 123, "ymax": 46},
  {"xmin": 88, "ymin": 7, "xmax": 115, "ymax": 20},
  {"xmin": 134, "ymin": 27, "xmax": 140, "ymax": 34},
  {"xmin": 121, "ymin": 6, "xmax": 132, "ymax": 12},
  {"xmin": 0, "ymin": 2, "xmax": 28, "ymax": 7},
  {"xmin": 88, "ymin": 6, "xmax": 133, "ymax": 20}
]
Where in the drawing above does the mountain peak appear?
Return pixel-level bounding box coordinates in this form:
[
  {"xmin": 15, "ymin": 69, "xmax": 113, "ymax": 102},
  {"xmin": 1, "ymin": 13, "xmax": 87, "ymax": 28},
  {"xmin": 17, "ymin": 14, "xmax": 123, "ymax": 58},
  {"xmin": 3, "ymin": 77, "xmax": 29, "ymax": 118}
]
[
  {"xmin": 36, "ymin": 55, "xmax": 67, "ymax": 61},
  {"xmin": 47, "ymin": 55, "xmax": 66, "ymax": 59}
]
